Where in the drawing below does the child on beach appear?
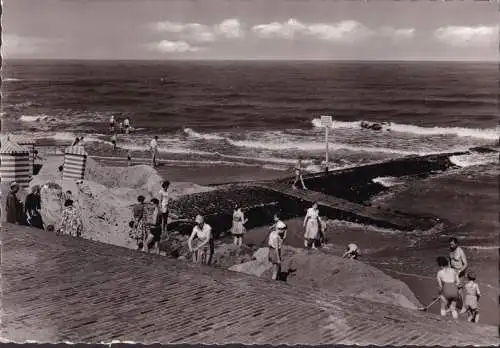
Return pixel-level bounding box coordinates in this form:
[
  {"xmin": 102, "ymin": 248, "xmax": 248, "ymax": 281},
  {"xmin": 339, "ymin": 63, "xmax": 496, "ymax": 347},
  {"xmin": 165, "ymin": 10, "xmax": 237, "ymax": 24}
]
[
  {"xmin": 268, "ymin": 221, "xmax": 286, "ymax": 280},
  {"xmin": 463, "ymin": 271, "xmax": 481, "ymax": 323},
  {"xmin": 231, "ymin": 204, "xmax": 248, "ymax": 246},
  {"xmin": 436, "ymin": 255, "xmax": 460, "ymax": 319},
  {"xmin": 342, "ymin": 243, "xmax": 359, "ymax": 259}
]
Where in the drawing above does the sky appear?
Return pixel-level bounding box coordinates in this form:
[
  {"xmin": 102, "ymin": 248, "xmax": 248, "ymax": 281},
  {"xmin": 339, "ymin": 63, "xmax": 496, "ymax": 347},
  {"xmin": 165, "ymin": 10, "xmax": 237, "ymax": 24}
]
[{"xmin": 2, "ymin": 0, "xmax": 499, "ymax": 61}]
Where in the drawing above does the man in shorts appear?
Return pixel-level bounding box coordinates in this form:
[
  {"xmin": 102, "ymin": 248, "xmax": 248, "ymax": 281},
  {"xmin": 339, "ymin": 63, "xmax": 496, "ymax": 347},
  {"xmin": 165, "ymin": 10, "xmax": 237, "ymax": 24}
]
[
  {"xmin": 150, "ymin": 136, "xmax": 159, "ymax": 167},
  {"xmin": 449, "ymin": 237, "xmax": 468, "ymax": 312}
]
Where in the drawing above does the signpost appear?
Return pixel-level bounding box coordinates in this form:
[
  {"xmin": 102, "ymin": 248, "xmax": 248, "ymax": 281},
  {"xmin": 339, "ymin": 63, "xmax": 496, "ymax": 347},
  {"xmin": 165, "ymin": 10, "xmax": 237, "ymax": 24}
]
[{"xmin": 320, "ymin": 115, "xmax": 333, "ymax": 173}]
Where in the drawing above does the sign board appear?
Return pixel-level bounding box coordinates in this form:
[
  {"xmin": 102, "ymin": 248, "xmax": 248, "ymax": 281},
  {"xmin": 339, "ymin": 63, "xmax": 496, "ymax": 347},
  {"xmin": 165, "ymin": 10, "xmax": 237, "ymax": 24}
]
[{"xmin": 320, "ymin": 115, "xmax": 333, "ymax": 128}]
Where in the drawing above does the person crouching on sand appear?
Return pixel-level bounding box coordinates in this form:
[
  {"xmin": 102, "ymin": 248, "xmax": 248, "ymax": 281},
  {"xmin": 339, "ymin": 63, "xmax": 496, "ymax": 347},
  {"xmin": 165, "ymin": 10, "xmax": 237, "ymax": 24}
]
[
  {"xmin": 342, "ymin": 243, "xmax": 359, "ymax": 259},
  {"xmin": 188, "ymin": 215, "xmax": 212, "ymax": 265},
  {"xmin": 463, "ymin": 270, "xmax": 481, "ymax": 323},
  {"xmin": 436, "ymin": 255, "xmax": 460, "ymax": 319},
  {"xmin": 231, "ymin": 204, "xmax": 248, "ymax": 246},
  {"xmin": 150, "ymin": 136, "xmax": 159, "ymax": 167},
  {"xmin": 303, "ymin": 202, "xmax": 321, "ymax": 249},
  {"xmin": 268, "ymin": 221, "xmax": 286, "ymax": 280},
  {"xmin": 292, "ymin": 158, "xmax": 307, "ymax": 190}
]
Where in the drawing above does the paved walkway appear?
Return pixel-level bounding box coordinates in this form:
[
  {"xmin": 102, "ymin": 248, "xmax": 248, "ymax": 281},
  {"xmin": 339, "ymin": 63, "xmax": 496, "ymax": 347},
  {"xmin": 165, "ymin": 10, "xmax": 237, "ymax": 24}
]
[{"xmin": 2, "ymin": 224, "xmax": 498, "ymax": 345}]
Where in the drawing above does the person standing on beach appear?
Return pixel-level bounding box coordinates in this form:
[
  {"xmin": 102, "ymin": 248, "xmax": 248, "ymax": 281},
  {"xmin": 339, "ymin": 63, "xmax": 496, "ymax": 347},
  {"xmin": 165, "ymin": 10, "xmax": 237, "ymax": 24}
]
[
  {"xmin": 6, "ymin": 182, "xmax": 23, "ymax": 224},
  {"xmin": 231, "ymin": 204, "xmax": 248, "ymax": 246},
  {"xmin": 188, "ymin": 215, "xmax": 212, "ymax": 265},
  {"xmin": 150, "ymin": 136, "xmax": 159, "ymax": 167},
  {"xmin": 436, "ymin": 255, "xmax": 460, "ymax": 319},
  {"xmin": 463, "ymin": 271, "xmax": 481, "ymax": 323},
  {"xmin": 292, "ymin": 158, "xmax": 307, "ymax": 190},
  {"xmin": 25, "ymin": 185, "xmax": 44, "ymax": 229},
  {"xmin": 111, "ymin": 133, "xmax": 117, "ymax": 150},
  {"xmin": 57, "ymin": 199, "xmax": 83, "ymax": 238},
  {"xmin": 303, "ymin": 202, "xmax": 321, "ymax": 249},
  {"xmin": 449, "ymin": 237, "xmax": 468, "ymax": 313},
  {"xmin": 268, "ymin": 221, "xmax": 286, "ymax": 280},
  {"xmin": 123, "ymin": 117, "xmax": 131, "ymax": 134},
  {"xmin": 131, "ymin": 195, "xmax": 148, "ymax": 250},
  {"xmin": 109, "ymin": 115, "xmax": 116, "ymax": 133},
  {"xmin": 159, "ymin": 180, "xmax": 170, "ymax": 236},
  {"xmin": 144, "ymin": 198, "xmax": 162, "ymax": 254}
]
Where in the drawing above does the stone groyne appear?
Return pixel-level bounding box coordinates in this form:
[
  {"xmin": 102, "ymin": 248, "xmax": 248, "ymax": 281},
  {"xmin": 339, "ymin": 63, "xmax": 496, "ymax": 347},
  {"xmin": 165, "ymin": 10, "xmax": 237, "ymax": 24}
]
[{"xmin": 170, "ymin": 151, "xmax": 466, "ymax": 235}]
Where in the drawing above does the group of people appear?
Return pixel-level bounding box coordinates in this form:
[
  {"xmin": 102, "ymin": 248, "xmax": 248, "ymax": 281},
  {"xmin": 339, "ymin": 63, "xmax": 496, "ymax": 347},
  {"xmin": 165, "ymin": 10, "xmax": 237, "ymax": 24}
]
[
  {"xmin": 3, "ymin": 182, "xmax": 84, "ymax": 238},
  {"xmin": 435, "ymin": 237, "xmax": 480, "ymax": 323},
  {"xmin": 128, "ymin": 180, "xmax": 171, "ymax": 254},
  {"xmin": 109, "ymin": 115, "xmax": 132, "ymax": 135}
]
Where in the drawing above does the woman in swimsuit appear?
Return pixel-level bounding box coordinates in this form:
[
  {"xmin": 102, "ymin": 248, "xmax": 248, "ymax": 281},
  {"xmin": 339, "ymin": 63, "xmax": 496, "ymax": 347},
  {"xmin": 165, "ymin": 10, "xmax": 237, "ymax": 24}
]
[
  {"xmin": 436, "ymin": 256, "xmax": 460, "ymax": 319},
  {"xmin": 449, "ymin": 237, "xmax": 468, "ymax": 313}
]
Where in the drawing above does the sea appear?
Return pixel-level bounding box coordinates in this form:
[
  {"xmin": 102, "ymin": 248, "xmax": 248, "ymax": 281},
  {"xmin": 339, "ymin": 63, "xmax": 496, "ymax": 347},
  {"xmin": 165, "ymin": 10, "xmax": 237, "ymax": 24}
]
[
  {"xmin": 2, "ymin": 60, "xmax": 499, "ymax": 323},
  {"xmin": 1, "ymin": 60, "xmax": 498, "ymax": 171}
]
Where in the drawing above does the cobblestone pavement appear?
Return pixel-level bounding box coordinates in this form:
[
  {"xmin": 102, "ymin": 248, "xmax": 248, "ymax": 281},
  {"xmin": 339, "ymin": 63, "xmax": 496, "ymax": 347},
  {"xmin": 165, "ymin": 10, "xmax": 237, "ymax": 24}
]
[{"xmin": 2, "ymin": 224, "xmax": 498, "ymax": 345}]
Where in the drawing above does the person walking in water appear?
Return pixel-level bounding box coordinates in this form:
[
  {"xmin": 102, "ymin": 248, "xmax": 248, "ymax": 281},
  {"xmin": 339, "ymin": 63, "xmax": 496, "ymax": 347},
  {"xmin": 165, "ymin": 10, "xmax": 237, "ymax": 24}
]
[
  {"xmin": 463, "ymin": 271, "xmax": 481, "ymax": 323},
  {"xmin": 268, "ymin": 221, "xmax": 286, "ymax": 280},
  {"xmin": 303, "ymin": 202, "xmax": 321, "ymax": 249},
  {"xmin": 188, "ymin": 215, "xmax": 212, "ymax": 265},
  {"xmin": 292, "ymin": 158, "xmax": 307, "ymax": 190},
  {"xmin": 159, "ymin": 180, "xmax": 170, "ymax": 236},
  {"xmin": 109, "ymin": 115, "xmax": 116, "ymax": 133},
  {"xmin": 449, "ymin": 237, "xmax": 468, "ymax": 313},
  {"xmin": 150, "ymin": 136, "xmax": 159, "ymax": 167},
  {"xmin": 436, "ymin": 256, "xmax": 460, "ymax": 319},
  {"xmin": 231, "ymin": 204, "xmax": 248, "ymax": 246}
]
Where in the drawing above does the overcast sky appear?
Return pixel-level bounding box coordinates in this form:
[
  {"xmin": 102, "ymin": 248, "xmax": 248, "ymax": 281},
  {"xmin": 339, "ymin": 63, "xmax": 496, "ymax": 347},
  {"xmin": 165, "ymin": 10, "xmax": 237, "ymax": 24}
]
[{"xmin": 2, "ymin": 0, "xmax": 498, "ymax": 60}]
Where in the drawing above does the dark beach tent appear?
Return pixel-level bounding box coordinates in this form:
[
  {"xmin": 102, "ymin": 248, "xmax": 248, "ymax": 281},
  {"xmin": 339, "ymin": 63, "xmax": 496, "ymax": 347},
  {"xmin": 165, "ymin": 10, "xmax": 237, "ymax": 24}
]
[
  {"xmin": 0, "ymin": 134, "xmax": 36, "ymax": 176},
  {"xmin": 63, "ymin": 145, "xmax": 88, "ymax": 181},
  {"xmin": 0, "ymin": 139, "xmax": 32, "ymax": 188}
]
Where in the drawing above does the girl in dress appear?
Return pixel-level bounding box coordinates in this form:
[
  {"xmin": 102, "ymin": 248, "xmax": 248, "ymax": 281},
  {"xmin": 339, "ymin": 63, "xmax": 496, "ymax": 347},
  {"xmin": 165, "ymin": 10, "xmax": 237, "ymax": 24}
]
[
  {"xmin": 303, "ymin": 202, "xmax": 321, "ymax": 249},
  {"xmin": 131, "ymin": 195, "xmax": 148, "ymax": 250},
  {"xmin": 188, "ymin": 215, "xmax": 212, "ymax": 265},
  {"xmin": 231, "ymin": 205, "xmax": 248, "ymax": 246}
]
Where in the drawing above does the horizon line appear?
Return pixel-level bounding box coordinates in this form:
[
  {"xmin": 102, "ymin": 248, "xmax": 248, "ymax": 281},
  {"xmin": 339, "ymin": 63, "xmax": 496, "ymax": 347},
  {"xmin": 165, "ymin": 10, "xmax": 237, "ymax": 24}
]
[{"xmin": 3, "ymin": 57, "xmax": 499, "ymax": 63}]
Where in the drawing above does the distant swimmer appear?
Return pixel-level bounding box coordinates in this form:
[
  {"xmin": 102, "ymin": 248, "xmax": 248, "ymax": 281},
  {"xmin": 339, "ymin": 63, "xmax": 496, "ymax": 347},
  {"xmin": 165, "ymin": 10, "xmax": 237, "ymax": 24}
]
[
  {"xmin": 436, "ymin": 255, "xmax": 460, "ymax": 319},
  {"xmin": 109, "ymin": 115, "xmax": 116, "ymax": 133},
  {"xmin": 123, "ymin": 118, "xmax": 131, "ymax": 134},
  {"xmin": 150, "ymin": 135, "xmax": 159, "ymax": 167}
]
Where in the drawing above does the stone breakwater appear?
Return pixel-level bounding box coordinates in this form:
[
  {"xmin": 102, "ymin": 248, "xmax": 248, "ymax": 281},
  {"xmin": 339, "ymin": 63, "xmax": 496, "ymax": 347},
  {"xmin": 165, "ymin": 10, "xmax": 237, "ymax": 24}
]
[{"xmin": 169, "ymin": 151, "xmax": 468, "ymax": 236}]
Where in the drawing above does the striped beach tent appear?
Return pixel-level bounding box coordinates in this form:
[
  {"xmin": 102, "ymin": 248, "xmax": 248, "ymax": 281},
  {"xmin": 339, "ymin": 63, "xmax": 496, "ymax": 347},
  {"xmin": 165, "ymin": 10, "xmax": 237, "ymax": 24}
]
[
  {"xmin": 63, "ymin": 145, "xmax": 88, "ymax": 180},
  {"xmin": 0, "ymin": 134, "xmax": 36, "ymax": 176},
  {"xmin": 0, "ymin": 140, "xmax": 32, "ymax": 188}
]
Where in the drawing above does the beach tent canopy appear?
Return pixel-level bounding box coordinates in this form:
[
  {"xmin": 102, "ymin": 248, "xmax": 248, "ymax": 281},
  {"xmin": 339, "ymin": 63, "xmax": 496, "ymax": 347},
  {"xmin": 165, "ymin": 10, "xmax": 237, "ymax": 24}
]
[
  {"xmin": 0, "ymin": 140, "xmax": 32, "ymax": 188},
  {"xmin": 63, "ymin": 145, "xmax": 88, "ymax": 180}
]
